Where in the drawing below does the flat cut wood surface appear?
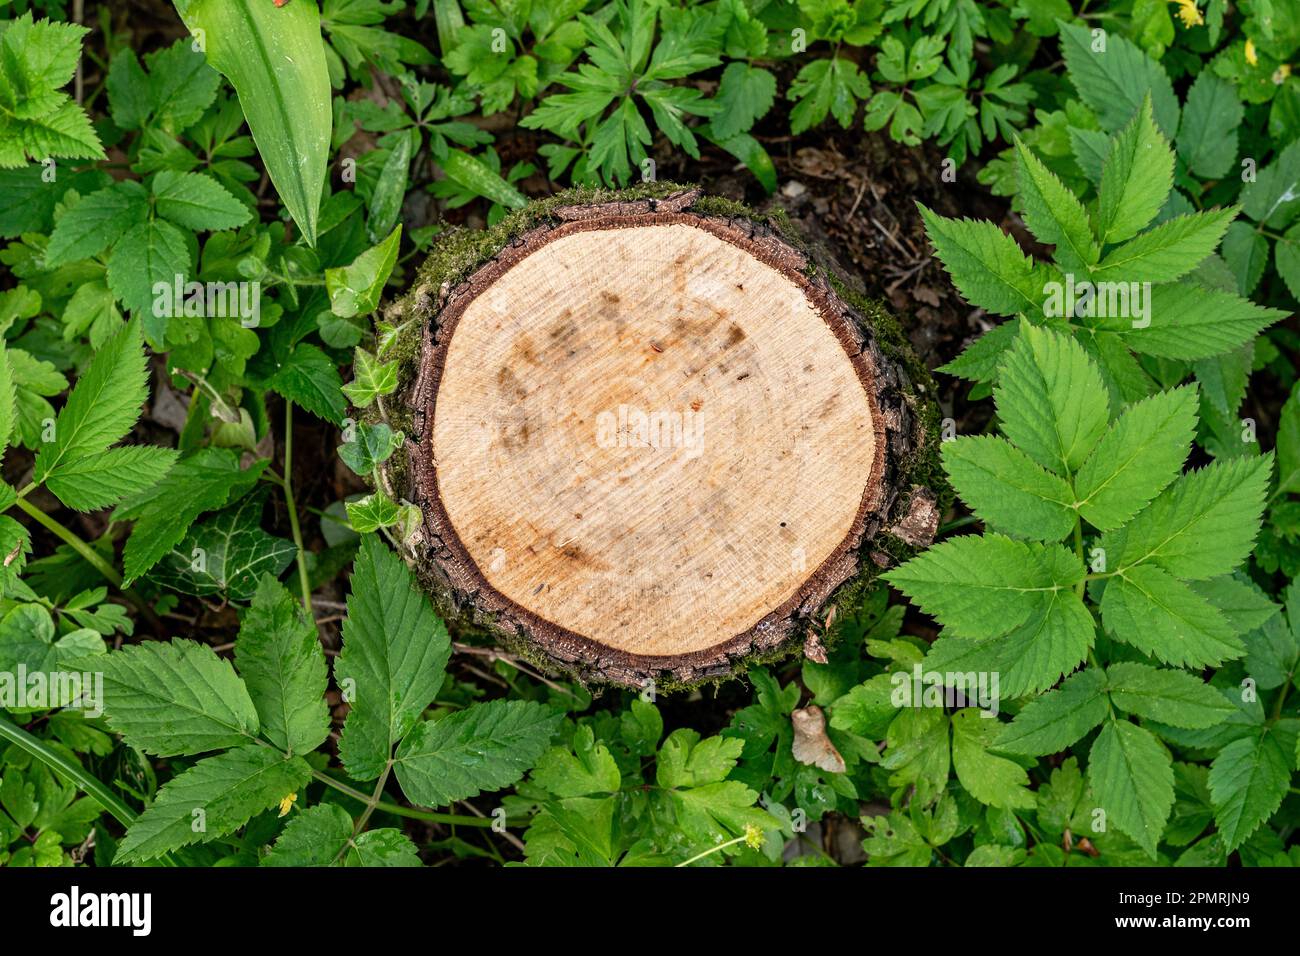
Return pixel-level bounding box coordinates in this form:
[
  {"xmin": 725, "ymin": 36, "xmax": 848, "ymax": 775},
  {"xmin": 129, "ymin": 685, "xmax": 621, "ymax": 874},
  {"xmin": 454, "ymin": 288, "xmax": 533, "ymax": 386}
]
[{"xmin": 430, "ymin": 221, "xmax": 878, "ymax": 656}]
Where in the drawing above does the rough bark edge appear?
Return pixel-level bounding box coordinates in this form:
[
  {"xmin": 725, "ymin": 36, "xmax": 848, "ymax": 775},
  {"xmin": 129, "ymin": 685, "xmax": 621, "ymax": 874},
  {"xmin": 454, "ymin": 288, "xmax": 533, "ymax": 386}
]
[{"xmin": 373, "ymin": 185, "xmax": 944, "ymax": 690}]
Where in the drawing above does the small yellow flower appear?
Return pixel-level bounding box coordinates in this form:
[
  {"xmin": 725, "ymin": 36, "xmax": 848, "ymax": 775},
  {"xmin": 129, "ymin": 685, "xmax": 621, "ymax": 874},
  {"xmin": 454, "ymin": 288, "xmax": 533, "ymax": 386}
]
[
  {"xmin": 1171, "ymin": 0, "xmax": 1204, "ymax": 28},
  {"xmin": 1275, "ymin": 64, "xmax": 1293, "ymax": 84},
  {"xmin": 743, "ymin": 823, "xmax": 764, "ymax": 850},
  {"xmin": 278, "ymin": 792, "xmax": 297, "ymax": 817},
  {"xmin": 1246, "ymin": 38, "xmax": 1259, "ymax": 66}
]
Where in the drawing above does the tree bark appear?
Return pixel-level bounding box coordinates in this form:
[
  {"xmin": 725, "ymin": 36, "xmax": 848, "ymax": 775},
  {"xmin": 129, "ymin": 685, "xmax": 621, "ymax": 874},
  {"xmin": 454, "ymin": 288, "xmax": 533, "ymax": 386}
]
[{"xmin": 380, "ymin": 185, "xmax": 941, "ymax": 688}]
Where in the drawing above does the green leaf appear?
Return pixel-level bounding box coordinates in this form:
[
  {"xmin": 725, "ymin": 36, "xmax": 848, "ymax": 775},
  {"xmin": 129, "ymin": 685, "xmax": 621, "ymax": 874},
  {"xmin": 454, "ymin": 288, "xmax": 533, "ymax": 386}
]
[
  {"xmin": 345, "ymin": 490, "xmax": 406, "ymax": 534},
  {"xmin": 44, "ymin": 181, "xmax": 149, "ymax": 267},
  {"xmin": 994, "ymin": 322, "xmax": 1109, "ymax": 474},
  {"xmin": 393, "ymin": 700, "xmax": 560, "ymax": 807},
  {"xmin": 0, "ymin": 343, "xmax": 15, "ymax": 461},
  {"xmin": 263, "ymin": 803, "xmax": 420, "ymax": 866},
  {"xmin": 106, "ymin": 218, "xmax": 192, "ymax": 317},
  {"xmin": 951, "ymin": 708, "xmax": 1035, "ymax": 809},
  {"xmin": 941, "ymin": 436, "xmax": 1075, "ymax": 540},
  {"xmin": 32, "ymin": 320, "xmax": 148, "ymax": 486},
  {"xmin": 1096, "ymin": 97, "xmax": 1175, "ymax": 245},
  {"xmin": 73, "ymin": 638, "xmax": 258, "ymax": 756},
  {"xmin": 1093, "ymin": 208, "xmax": 1237, "ymax": 284},
  {"xmin": 342, "ymin": 348, "xmax": 399, "ymax": 408},
  {"xmin": 151, "ymin": 170, "xmax": 251, "ymax": 231},
  {"xmin": 116, "ymin": 448, "xmax": 267, "ymax": 584},
  {"xmin": 917, "ymin": 205, "xmax": 1043, "ymax": 316},
  {"xmin": 439, "ymin": 150, "xmax": 527, "ymax": 209},
  {"xmin": 267, "ymin": 343, "xmax": 347, "ymax": 425},
  {"xmin": 116, "ymin": 745, "xmax": 311, "ymax": 863},
  {"xmin": 338, "ymin": 422, "xmax": 400, "ymax": 477},
  {"xmin": 1014, "ymin": 137, "xmax": 1097, "ymax": 270},
  {"xmin": 993, "ymin": 667, "xmax": 1108, "ymax": 756},
  {"xmin": 710, "ymin": 62, "xmax": 776, "ymax": 139},
  {"xmin": 1058, "ymin": 21, "xmax": 1179, "ymax": 135},
  {"xmin": 1073, "ymin": 385, "xmax": 1197, "ymax": 531},
  {"xmin": 1176, "ymin": 72, "xmax": 1243, "ymax": 179},
  {"xmin": 326, "ymin": 225, "xmax": 401, "ymax": 319},
  {"xmin": 234, "ymin": 575, "xmax": 330, "ymax": 756},
  {"xmin": 44, "ymin": 445, "xmax": 178, "ymax": 512},
  {"xmin": 532, "ymin": 725, "xmax": 622, "ymax": 797},
  {"xmin": 336, "ymin": 535, "xmax": 452, "ymax": 781},
  {"xmin": 367, "ymin": 132, "xmax": 413, "ymax": 244},
  {"xmin": 1088, "ymin": 718, "xmax": 1174, "ymax": 857},
  {"xmin": 884, "ymin": 534, "xmax": 1084, "ymax": 641},
  {"xmin": 1111, "ymin": 454, "xmax": 1272, "ymax": 580},
  {"xmin": 1208, "ymin": 726, "xmax": 1295, "ymax": 852},
  {"xmin": 1106, "ymin": 662, "xmax": 1237, "ymax": 728},
  {"xmin": 1099, "ymin": 563, "xmax": 1244, "ymax": 669},
  {"xmin": 172, "ymin": 0, "xmax": 331, "ymax": 245},
  {"xmin": 1114, "ymin": 283, "xmax": 1286, "ymax": 361}
]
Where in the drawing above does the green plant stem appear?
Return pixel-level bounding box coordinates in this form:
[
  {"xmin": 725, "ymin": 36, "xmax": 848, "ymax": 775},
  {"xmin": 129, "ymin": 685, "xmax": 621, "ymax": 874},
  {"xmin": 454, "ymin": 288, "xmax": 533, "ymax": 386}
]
[
  {"xmin": 282, "ymin": 400, "xmax": 313, "ymax": 615},
  {"xmin": 0, "ymin": 715, "xmax": 177, "ymax": 866},
  {"xmin": 14, "ymin": 495, "xmax": 121, "ymax": 587},
  {"xmin": 675, "ymin": 832, "xmax": 749, "ymax": 867},
  {"xmin": 10, "ymin": 495, "xmax": 164, "ymax": 633},
  {"xmin": 309, "ymin": 769, "xmax": 499, "ymax": 827},
  {"xmin": 0, "ymin": 715, "xmax": 136, "ymax": 827}
]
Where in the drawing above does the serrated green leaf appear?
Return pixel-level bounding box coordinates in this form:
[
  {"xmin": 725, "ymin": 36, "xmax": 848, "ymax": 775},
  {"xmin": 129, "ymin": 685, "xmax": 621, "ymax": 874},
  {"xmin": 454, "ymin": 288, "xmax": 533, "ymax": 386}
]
[
  {"xmin": 336, "ymin": 535, "xmax": 451, "ymax": 781},
  {"xmin": 152, "ymin": 170, "xmax": 251, "ymax": 231},
  {"xmin": 918, "ymin": 205, "xmax": 1044, "ymax": 316},
  {"xmin": 942, "ymin": 435, "xmax": 1075, "ymax": 540},
  {"xmin": 1113, "ymin": 283, "xmax": 1286, "ymax": 361},
  {"xmin": 1073, "ymin": 385, "xmax": 1196, "ymax": 531},
  {"xmin": 234, "ymin": 575, "xmax": 330, "ymax": 756},
  {"xmin": 1106, "ymin": 662, "xmax": 1237, "ymax": 728},
  {"xmin": 994, "ymin": 667, "xmax": 1108, "ymax": 756},
  {"xmin": 1093, "ymin": 208, "xmax": 1236, "ymax": 284},
  {"xmin": 1177, "ymin": 72, "xmax": 1242, "ymax": 179},
  {"xmin": 33, "ymin": 320, "xmax": 148, "ymax": 485},
  {"xmin": 951, "ymin": 708, "xmax": 1035, "ymax": 809},
  {"xmin": 1088, "ymin": 718, "xmax": 1174, "ymax": 857},
  {"xmin": 44, "ymin": 445, "xmax": 178, "ymax": 512},
  {"xmin": 116, "ymin": 746, "xmax": 311, "ymax": 863},
  {"xmin": 71, "ymin": 638, "xmax": 258, "ymax": 756},
  {"xmin": 1208, "ymin": 726, "xmax": 1295, "ymax": 853},
  {"xmin": 1096, "ymin": 97, "xmax": 1174, "ymax": 245},
  {"xmin": 1014, "ymin": 136, "xmax": 1097, "ymax": 270},
  {"xmin": 263, "ymin": 803, "xmax": 420, "ymax": 866},
  {"xmin": 1099, "ymin": 563, "xmax": 1244, "ymax": 669},
  {"xmin": 994, "ymin": 322, "xmax": 1109, "ymax": 474},
  {"xmin": 394, "ymin": 699, "xmax": 560, "ymax": 807}
]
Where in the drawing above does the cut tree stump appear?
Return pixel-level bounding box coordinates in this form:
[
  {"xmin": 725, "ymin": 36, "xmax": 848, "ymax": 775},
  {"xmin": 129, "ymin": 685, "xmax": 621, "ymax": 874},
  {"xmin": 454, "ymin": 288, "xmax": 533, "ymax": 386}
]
[{"xmin": 378, "ymin": 185, "xmax": 940, "ymax": 688}]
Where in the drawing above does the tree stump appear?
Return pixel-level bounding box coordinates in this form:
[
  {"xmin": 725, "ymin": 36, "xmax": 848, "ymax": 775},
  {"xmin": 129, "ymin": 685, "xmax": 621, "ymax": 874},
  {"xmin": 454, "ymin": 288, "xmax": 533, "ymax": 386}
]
[{"xmin": 382, "ymin": 186, "xmax": 940, "ymax": 688}]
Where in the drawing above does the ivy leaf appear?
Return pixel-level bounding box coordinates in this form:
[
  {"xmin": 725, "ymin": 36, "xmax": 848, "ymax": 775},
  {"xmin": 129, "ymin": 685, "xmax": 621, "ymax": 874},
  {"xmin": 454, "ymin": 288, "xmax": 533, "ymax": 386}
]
[
  {"xmin": 150, "ymin": 489, "xmax": 295, "ymax": 602},
  {"xmin": 33, "ymin": 319, "xmax": 148, "ymax": 486},
  {"xmin": 951, "ymin": 708, "xmax": 1035, "ymax": 809},
  {"xmin": 1106, "ymin": 662, "xmax": 1237, "ymax": 728},
  {"xmin": 393, "ymin": 700, "xmax": 561, "ymax": 807},
  {"xmin": 994, "ymin": 322, "xmax": 1109, "ymax": 475},
  {"xmin": 263, "ymin": 803, "xmax": 421, "ymax": 866},
  {"xmin": 68, "ymin": 638, "xmax": 258, "ymax": 757},
  {"xmin": 115, "ymin": 447, "xmax": 268, "ymax": 584},
  {"xmin": 1088, "ymin": 718, "xmax": 1174, "ymax": 857},
  {"xmin": 993, "ymin": 667, "xmax": 1108, "ymax": 757},
  {"xmin": 327, "ymin": 225, "xmax": 401, "ymax": 318},
  {"xmin": 342, "ymin": 348, "xmax": 399, "ymax": 408},
  {"xmin": 234, "ymin": 575, "xmax": 330, "ymax": 756},
  {"xmin": 338, "ymin": 422, "xmax": 401, "ymax": 476},
  {"xmin": 336, "ymin": 535, "xmax": 451, "ymax": 781},
  {"xmin": 941, "ymin": 436, "xmax": 1075, "ymax": 540},
  {"xmin": 1073, "ymin": 385, "xmax": 1197, "ymax": 531},
  {"xmin": 115, "ymin": 746, "xmax": 312, "ymax": 863}
]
